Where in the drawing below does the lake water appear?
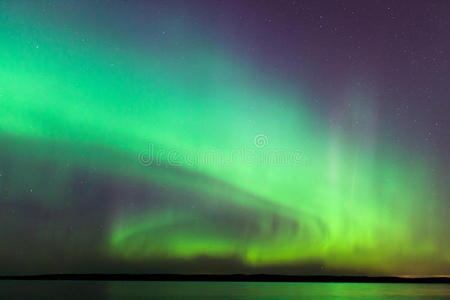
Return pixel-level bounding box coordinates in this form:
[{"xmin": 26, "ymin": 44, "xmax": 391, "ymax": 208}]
[{"xmin": 1, "ymin": 280, "xmax": 449, "ymax": 299}]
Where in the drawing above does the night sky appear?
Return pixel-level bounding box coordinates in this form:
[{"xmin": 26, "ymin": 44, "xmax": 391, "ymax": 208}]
[{"xmin": 0, "ymin": 0, "xmax": 449, "ymax": 276}]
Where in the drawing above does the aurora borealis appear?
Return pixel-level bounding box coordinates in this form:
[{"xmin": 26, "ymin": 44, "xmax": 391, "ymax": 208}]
[{"xmin": 0, "ymin": 0, "xmax": 449, "ymax": 276}]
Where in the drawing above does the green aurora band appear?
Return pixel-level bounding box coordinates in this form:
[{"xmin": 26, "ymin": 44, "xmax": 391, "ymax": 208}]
[{"xmin": 0, "ymin": 1, "xmax": 448, "ymax": 276}]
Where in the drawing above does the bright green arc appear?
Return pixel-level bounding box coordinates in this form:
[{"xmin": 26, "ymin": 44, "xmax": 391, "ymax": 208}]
[{"xmin": 0, "ymin": 3, "xmax": 446, "ymax": 275}]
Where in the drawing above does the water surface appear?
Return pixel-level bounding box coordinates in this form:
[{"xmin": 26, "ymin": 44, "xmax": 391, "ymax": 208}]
[{"xmin": 1, "ymin": 280, "xmax": 449, "ymax": 299}]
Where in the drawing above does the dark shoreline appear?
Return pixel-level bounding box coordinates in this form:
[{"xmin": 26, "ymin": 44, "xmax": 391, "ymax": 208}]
[{"xmin": 0, "ymin": 274, "xmax": 449, "ymax": 284}]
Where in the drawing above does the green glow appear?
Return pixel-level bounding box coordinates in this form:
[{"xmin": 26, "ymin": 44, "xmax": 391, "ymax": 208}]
[{"xmin": 0, "ymin": 2, "xmax": 447, "ymax": 276}]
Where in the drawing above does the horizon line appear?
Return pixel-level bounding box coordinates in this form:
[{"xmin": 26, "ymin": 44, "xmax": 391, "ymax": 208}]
[{"xmin": 1, "ymin": 274, "xmax": 449, "ymax": 284}]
